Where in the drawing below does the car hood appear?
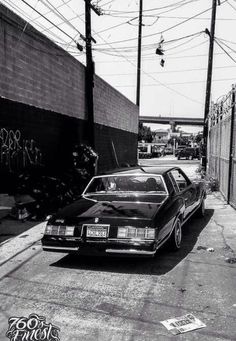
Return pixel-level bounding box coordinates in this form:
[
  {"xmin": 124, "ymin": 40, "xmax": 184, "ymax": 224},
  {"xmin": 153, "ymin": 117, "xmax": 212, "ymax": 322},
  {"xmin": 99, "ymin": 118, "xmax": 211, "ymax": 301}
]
[{"xmin": 51, "ymin": 194, "xmax": 167, "ymax": 222}]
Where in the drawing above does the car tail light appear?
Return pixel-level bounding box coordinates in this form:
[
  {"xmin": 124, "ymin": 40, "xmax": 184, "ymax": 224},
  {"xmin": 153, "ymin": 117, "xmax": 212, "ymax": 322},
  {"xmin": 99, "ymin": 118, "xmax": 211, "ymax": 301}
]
[
  {"xmin": 44, "ymin": 225, "xmax": 75, "ymax": 236},
  {"xmin": 117, "ymin": 227, "xmax": 127, "ymax": 238},
  {"xmin": 65, "ymin": 226, "xmax": 75, "ymax": 236},
  {"xmin": 44, "ymin": 224, "xmax": 53, "ymax": 235},
  {"xmin": 117, "ymin": 227, "xmax": 155, "ymax": 240}
]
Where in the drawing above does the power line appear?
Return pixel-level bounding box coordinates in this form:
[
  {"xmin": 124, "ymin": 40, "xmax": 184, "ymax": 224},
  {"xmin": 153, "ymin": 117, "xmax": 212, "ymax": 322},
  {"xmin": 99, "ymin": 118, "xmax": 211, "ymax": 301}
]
[
  {"xmin": 216, "ymin": 38, "xmax": 236, "ymax": 54},
  {"xmin": 38, "ymin": 0, "xmax": 83, "ymax": 36},
  {"xmin": 214, "ymin": 38, "xmax": 236, "ymax": 63},
  {"xmin": 93, "ymin": 31, "xmax": 203, "ymax": 52},
  {"xmin": 105, "ymin": 0, "xmax": 200, "ymax": 18},
  {"xmin": 102, "ymin": 0, "xmax": 199, "ymax": 14},
  {"xmin": 2, "ymin": 0, "xmax": 72, "ymax": 44},
  {"xmin": 72, "ymin": 1, "xmax": 203, "ymax": 105},
  {"xmin": 215, "ymin": 37, "xmax": 236, "ymax": 45},
  {"xmin": 95, "ymin": 5, "xmax": 215, "ymax": 46},
  {"xmin": 98, "ymin": 65, "xmax": 236, "ymax": 76},
  {"xmin": 158, "ymin": 14, "xmax": 236, "ymax": 21},
  {"xmin": 113, "ymin": 77, "xmax": 236, "ymax": 87},
  {"xmin": 95, "ymin": 19, "xmax": 130, "ymax": 34},
  {"xmin": 19, "ymin": 0, "xmax": 80, "ymax": 43}
]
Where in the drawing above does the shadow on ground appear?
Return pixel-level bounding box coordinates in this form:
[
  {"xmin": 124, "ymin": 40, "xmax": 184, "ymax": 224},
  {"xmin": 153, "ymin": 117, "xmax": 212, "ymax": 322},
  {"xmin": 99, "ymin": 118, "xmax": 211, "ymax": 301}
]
[
  {"xmin": 51, "ymin": 209, "xmax": 214, "ymax": 275},
  {"xmin": 0, "ymin": 217, "xmax": 38, "ymax": 244}
]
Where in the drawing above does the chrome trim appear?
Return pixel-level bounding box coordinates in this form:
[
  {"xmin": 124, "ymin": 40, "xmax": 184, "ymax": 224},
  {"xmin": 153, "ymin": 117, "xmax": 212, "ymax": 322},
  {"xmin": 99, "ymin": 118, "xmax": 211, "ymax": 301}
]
[
  {"xmin": 105, "ymin": 249, "xmax": 156, "ymax": 255},
  {"xmin": 108, "ymin": 238, "xmax": 154, "ymax": 242},
  {"xmin": 43, "ymin": 246, "xmax": 78, "ymax": 251}
]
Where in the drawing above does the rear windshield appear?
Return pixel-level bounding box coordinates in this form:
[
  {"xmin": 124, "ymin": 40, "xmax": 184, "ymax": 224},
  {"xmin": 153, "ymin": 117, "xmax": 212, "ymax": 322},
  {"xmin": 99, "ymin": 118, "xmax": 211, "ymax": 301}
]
[{"xmin": 84, "ymin": 175, "xmax": 167, "ymax": 195}]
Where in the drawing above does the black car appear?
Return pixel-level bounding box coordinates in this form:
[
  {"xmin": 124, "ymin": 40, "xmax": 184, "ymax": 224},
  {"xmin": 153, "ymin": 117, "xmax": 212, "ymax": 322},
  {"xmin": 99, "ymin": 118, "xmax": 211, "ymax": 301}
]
[
  {"xmin": 174, "ymin": 146, "xmax": 186, "ymax": 157},
  {"xmin": 178, "ymin": 147, "xmax": 200, "ymax": 160},
  {"xmin": 42, "ymin": 166, "xmax": 206, "ymax": 257}
]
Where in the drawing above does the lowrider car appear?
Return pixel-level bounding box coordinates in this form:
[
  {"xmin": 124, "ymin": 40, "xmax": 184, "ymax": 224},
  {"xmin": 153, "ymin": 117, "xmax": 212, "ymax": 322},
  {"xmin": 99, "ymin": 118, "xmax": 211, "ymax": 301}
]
[{"xmin": 42, "ymin": 166, "xmax": 206, "ymax": 257}]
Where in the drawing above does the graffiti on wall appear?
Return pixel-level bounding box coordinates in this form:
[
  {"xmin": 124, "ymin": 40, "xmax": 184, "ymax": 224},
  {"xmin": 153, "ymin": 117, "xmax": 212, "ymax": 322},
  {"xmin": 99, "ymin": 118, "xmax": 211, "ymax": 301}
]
[{"xmin": 0, "ymin": 128, "xmax": 43, "ymax": 171}]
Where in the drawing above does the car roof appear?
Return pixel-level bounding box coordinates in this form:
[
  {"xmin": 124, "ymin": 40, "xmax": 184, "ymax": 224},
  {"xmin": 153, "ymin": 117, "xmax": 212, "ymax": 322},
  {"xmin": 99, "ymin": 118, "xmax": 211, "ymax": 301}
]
[{"xmin": 100, "ymin": 166, "xmax": 178, "ymax": 176}]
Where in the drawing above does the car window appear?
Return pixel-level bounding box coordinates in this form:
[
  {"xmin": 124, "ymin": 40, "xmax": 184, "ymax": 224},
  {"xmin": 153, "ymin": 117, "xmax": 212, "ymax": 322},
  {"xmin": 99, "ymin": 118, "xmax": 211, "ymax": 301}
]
[
  {"xmin": 168, "ymin": 172, "xmax": 179, "ymax": 193},
  {"xmin": 84, "ymin": 175, "xmax": 167, "ymax": 194},
  {"xmin": 170, "ymin": 170, "xmax": 189, "ymax": 191}
]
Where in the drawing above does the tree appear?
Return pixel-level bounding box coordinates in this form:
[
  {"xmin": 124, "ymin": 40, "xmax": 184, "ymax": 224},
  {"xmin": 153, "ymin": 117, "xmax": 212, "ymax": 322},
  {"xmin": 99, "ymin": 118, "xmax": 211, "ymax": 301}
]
[
  {"xmin": 194, "ymin": 132, "xmax": 203, "ymax": 144},
  {"xmin": 138, "ymin": 122, "xmax": 153, "ymax": 142}
]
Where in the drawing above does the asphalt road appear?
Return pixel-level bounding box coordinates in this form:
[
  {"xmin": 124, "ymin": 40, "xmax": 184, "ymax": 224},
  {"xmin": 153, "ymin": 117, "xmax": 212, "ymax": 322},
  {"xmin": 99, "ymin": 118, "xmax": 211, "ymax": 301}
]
[
  {"xmin": 1, "ymin": 157, "xmax": 236, "ymax": 341},
  {"xmin": 139, "ymin": 155, "xmax": 201, "ymax": 179}
]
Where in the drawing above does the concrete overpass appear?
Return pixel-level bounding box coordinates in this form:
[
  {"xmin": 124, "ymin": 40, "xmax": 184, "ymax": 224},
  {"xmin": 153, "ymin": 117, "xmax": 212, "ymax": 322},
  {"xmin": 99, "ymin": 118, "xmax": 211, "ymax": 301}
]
[{"xmin": 139, "ymin": 116, "xmax": 204, "ymax": 126}]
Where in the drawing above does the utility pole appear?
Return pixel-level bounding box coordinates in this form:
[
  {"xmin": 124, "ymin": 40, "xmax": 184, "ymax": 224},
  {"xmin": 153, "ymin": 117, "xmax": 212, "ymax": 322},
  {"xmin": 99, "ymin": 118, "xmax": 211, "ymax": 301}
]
[
  {"xmin": 84, "ymin": 0, "xmax": 101, "ymax": 148},
  {"xmin": 202, "ymin": 0, "xmax": 218, "ymax": 171},
  {"xmin": 136, "ymin": 0, "xmax": 143, "ymax": 106}
]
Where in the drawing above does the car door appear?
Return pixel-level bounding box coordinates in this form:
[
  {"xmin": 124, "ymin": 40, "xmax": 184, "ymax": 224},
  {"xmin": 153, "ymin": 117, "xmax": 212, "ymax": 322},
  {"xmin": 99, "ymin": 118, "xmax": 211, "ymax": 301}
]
[{"xmin": 170, "ymin": 169, "xmax": 197, "ymax": 220}]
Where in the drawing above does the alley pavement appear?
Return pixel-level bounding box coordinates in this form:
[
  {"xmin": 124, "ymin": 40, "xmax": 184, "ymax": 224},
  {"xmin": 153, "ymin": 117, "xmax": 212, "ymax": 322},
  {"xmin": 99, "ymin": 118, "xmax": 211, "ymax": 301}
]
[{"xmin": 0, "ymin": 159, "xmax": 236, "ymax": 340}]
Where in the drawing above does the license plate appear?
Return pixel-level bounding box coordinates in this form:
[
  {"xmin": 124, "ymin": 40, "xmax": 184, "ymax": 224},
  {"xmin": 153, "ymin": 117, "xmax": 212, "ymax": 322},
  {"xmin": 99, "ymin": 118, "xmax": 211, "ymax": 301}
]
[{"xmin": 85, "ymin": 224, "xmax": 109, "ymax": 238}]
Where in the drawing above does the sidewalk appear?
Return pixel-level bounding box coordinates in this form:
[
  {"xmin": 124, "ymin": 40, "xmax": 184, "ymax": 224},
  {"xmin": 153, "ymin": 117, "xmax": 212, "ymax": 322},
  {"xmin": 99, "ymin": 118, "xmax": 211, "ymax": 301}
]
[
  {"xmin": 0, "ymin": 191, "xmax": 236, "ymax": 270},
  {"xmin": 206, "ymin": 192, "xmax": 236, "ymax": 257}
]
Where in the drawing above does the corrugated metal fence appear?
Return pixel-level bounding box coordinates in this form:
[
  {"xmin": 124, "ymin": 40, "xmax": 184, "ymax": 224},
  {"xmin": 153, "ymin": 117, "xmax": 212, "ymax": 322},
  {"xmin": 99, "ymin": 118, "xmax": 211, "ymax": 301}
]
[{"xmin": 208, "ymin": 85, "xmax": 236, "ymax": 208}]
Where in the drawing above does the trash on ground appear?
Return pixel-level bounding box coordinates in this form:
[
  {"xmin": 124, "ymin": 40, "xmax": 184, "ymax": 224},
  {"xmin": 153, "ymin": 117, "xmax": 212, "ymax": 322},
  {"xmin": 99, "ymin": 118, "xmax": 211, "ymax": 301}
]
[
  {"xmin": 197, "ymin": 246, "xmax": 214, "ymax": 252},
  {"xmin": 225, "ymin": 257, "xmax": 236, "ymax": 264},
  {"xmin": 179, "ymin": 288, "xmax": 186, "ymax": 293},
  {"xmin": 160, "ymin": 313, "xmax": 206, "ymax": 335}
]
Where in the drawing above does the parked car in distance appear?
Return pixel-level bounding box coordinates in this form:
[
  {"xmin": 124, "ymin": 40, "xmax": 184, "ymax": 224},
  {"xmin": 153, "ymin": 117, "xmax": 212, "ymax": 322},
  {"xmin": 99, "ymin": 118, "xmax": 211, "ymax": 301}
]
[
  {"xmin": 178, "ymin": 147, "xmax": 200, "ymax": 160},
  {"xmin": 174, "ymin": 146, "xmax": 186, "ymax": 157},
  {"xmin": 42, "ymin": 166, "xmax": 206, "ymax": 257},
  {"xmin": 163, "ymin": 147, "xmax": 173, "ymax": 155}
]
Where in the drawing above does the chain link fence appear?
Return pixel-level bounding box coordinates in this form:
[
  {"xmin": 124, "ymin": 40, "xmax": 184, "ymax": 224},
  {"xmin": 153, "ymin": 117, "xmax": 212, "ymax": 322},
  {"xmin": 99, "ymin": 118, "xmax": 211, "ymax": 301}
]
[{"xmin": 208, "ymin": 85, "xmax": 236, "ymax": 208}]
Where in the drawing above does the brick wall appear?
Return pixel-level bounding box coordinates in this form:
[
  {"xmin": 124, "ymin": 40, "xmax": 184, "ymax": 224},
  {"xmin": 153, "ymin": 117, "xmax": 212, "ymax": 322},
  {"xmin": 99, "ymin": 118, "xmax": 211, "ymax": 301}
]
[
  {"xmin": 0, "ymin": 4, "xmax": 138, "ymax": 183},
  {"xmin": 0, "ymin": 4, "xmax": 138, "ymax": 134},
  {"xmin": 0, "ymin": 4, "xmax": 86, "ymax": 120},
  {"xmin": 94, "ymin": 77, "xmax": 138, "ymax": 133}
]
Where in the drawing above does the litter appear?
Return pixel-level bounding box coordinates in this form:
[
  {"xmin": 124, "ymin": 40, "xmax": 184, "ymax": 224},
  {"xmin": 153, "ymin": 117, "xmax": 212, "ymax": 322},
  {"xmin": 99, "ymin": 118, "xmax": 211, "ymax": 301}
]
[
  {"xmin": 160, "ymin": 313, "xmax": 206, "ymax": 335},
  {"xmin": 197, "ymin": 246, "xmax": 214, "ymax": 252},
  {"xmin": 225, "ymin": 257, "xmax": 236, "ymax": 264}
]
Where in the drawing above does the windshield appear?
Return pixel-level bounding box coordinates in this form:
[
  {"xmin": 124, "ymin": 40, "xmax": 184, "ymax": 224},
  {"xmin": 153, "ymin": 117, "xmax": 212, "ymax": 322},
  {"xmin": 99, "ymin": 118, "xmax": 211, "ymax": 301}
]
[{"xmin": 84, "ymin": 174, "xmax": 167, "ymax": 195}]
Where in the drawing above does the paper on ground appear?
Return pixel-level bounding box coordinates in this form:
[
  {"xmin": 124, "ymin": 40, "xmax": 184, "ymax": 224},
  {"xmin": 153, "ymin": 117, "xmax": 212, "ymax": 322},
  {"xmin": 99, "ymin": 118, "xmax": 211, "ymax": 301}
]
[{"xmin": 160, "ymin": 313, "xmax": 206, "ymax": 335}]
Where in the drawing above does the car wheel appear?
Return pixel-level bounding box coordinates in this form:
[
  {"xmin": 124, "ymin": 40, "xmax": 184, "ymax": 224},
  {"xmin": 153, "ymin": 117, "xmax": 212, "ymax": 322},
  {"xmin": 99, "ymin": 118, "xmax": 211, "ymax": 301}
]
[
  {"xmin": 196, "ymin": 198, "xmax": 205, "ymax": 218},
  {"xmin": 169, "ymin": 218, "xmax": 182, "ymax": 251}
]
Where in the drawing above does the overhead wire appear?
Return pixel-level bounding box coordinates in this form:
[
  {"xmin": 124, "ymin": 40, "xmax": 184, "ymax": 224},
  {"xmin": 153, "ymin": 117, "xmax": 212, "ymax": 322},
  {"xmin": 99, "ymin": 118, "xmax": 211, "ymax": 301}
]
[
  {"xmin": 67, "ymin": 0, "xmax": 204, "ymax": 104},
  {"xmin": 94, "ymin": 51, "xmax": 226, "ymax": 63},
  {"xmin": 1, "ymin": 0, "xmax": 68, "ymax": 45},
  {"xmin": 214, "ymin": 38, "xmax": 236, "ymax": 63},
  {"xmin": 95, "ymin": 5, "xmax": 216, "ymax": 46},
  {"xmin": 102, "ymin": 0, "xmax": 199, "ymax": 14},
  {"xmin": 93, "ymin": 31, "xmax": 204, "ymax": 53},
  {"xmin": 113, "ymin": 77, "xmax": 236, "ymax": 87},
  {"xmin": 18, "ymin": 0, "xmax": 81, "ymax": 44},
  {"xmin": 38, "ymin": 0, "xmax": 83, "ymax": 36},
  {"xmin": 99, "ymin": 65, "xmax": 236, "ymax": 76},
  {"xmin": 2, "ymin": 0, "xmax": 74, "ymax": 45}
]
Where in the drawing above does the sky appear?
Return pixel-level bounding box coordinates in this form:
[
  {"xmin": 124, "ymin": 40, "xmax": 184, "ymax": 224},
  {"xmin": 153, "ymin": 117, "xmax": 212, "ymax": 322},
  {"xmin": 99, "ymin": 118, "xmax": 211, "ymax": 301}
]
[{"xmin": 1, "ymin": 0, "xmax": 236, "ymax": 133}]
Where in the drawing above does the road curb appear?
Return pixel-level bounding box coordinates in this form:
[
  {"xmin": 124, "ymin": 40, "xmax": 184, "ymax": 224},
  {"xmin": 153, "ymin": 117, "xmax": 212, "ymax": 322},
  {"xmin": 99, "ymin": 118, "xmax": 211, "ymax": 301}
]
[{"xmin": 0, "ymin": 221, "xmax": 46, "ymax": 267}]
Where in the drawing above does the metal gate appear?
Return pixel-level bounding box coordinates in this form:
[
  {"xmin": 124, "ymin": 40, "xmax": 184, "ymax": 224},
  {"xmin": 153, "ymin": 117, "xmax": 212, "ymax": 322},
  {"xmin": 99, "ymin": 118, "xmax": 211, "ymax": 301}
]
[{"xmin": 208, "ymin": 85, "xmax": 236, "ymax": 208}]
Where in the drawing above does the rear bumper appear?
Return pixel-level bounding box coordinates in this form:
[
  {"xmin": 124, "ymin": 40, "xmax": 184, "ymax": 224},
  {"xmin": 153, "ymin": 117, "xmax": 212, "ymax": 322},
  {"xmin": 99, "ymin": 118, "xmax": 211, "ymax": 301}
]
[
  {"xmin": 42, "ymin": 237, "xmax": 156, "ymax": 257},
  {"xmin": 105, "ymin": 248, "xmax": 156, "ymax": 256}
]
